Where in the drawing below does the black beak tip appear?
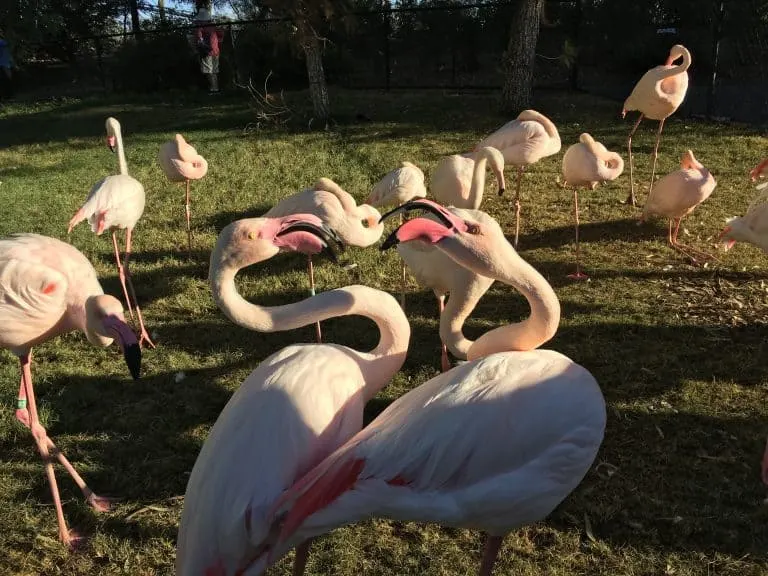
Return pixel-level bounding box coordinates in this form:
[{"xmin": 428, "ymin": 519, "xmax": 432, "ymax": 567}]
[
  {"xmin": 498, "ymin": 188, "xmax": 505, "ymax": 196},
  {"xmin": 381, "ymin": 232, "xmax": 400, "ymax": 251},
  {"xmin": 124, "ymin": 343, "xmax": 142, "ymax": 380}
]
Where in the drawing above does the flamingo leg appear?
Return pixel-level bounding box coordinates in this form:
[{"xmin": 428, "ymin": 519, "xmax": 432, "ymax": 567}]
[
  {"xmin": 626, "ymin": 113, "xmax": 644, "ymax": 206},
  {"xmin": 123, "ymin": 228, "xmax": 156, "ymax": 349},
  {"xmin": 18, "ymin": 352, "xmax": 81, "ymax": 548},
  {"xmin": 478, "ymin": 535, "xmax": 504, "ymax": 576},
  {"xmin": 439, "ymin": 295, "xmax": 450, "ymax": 372},
  {"xmin": 112, "ymin": 231, "xmax": 135, "ymax": 321},
  {"xmin": 567, "ymin": 187, "xmax": 588, "ymax": 280},
  {"xmin": 292, "ymin": 540, "xmax": 312, "ymax": 576},
  {"xmin": 14, "ymin": 354, "xmax": 113, "ymax": 513},
  {"xmin": 513, "ymin": 166, "xmax": 524, "ymax": 248},
  {"xmin": 668, "ymin": 217, "xmax": 717, "ymax": 263},
  {"xmin": 185, "ymin": 179, "xmax": 192, "ymax": 258},
  {"xmin": 308, "ymin": 255, "xmax": 322, "ymax": 343},
  {"xmin": 399, "ymin": 212, "xmax": 407, "ymax": 311},
  {"xmin": 647, "ymin": 118, "xmax": 665, "ymax": 203}
]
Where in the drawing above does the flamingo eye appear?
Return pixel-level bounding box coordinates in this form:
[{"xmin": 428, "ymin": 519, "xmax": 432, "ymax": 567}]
[
  {"xmin": 247, "ymin": 231, "xmax": 256, "ymax": 240},
  {"xmin": 466, "ymin": 223, "xmax": 481, "ymax": 235}
]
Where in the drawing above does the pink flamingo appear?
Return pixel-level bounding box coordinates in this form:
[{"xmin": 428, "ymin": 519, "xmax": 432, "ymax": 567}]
[
  {"xmin": 265, "ymin": 178, "xmax": 384, "ymax": 342},
  {"xmin": 750, "ymin": 158, "xmax": 768, "ymax": 181},
  {"xmin": 157, "ymin": 133, "xmax": 208, "ymax": 256},
  {"xmin": 623, "ymin": 44, "xmax": 692, "ymax": 207},
  {"xmin": 473, "ymin": 110, "xmax": 561, "ymax": 247},
  {"xmin": 718, "ymin": 184, "xmax": 768, "ymax": 254},
  {"xmin": 68, "ymin": 117, "xmax": 155, "ymax": 348},
  {"xmin": 431, "ymin": 146, "xmax": 506, "ymax": 210},
  {"xmin": 176, "ymin": 214, "xmax": 410, "ymax": 576},
  {"xmin": 641, "ymin": 149, "xmax": 716, "ymax": 263},
  {"xmin": 256, "ymin": 199, "xmax": 606, "ymax": 576},
  {"xmin": 0, "ymin": 233, "xmax": 141, "ymax": 548},
  {"xmin": 379, "ymin": 201, "xmax": 495, "ymax": 372},
  {"xmin": 561, "ymin": 133, "xmax": 624, "ymax": 279},
  {"xmin": 367, "ymin": 161, "xmax": 427, "ymax": 309}
]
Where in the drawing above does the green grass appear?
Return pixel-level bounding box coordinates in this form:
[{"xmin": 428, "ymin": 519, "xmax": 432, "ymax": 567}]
[{"xmin": 1, "ymin": 86, "xmax": 768, "ymax": 575}]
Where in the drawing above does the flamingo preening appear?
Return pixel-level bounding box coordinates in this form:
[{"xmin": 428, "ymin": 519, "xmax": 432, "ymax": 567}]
[{"xmin": 431, "ymin": 146, "xmax": 506, "ymax": 211}]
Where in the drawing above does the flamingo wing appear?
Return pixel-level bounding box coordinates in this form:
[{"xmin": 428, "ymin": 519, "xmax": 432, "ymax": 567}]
[
  {"xmin": 268, "ymin": 351, "xmax": 605, "ymax": 556},
  {"xmin": 0, "ymin": 254, "xmax": 69, "ymax": 350}
]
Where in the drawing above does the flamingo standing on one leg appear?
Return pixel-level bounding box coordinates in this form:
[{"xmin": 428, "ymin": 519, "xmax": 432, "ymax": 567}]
[
  {"xmin": 641, "ymin": 149, "xmax": 716, "ymax": 263},
  {"xmin": 157, "ymin": 133, "xmax": 208, "ymax": 257},
  {"xmin": 255, "ymin": 199, "xmax": 606, "ymax": 576},
  {"xmin": 473, "ymin": 110, "xmax": 561, "ymax": 247},
  {"xmin": 623, "ymin": 44, "xmax": 692, "ymax": 207},
  {"xmin": 379, "ymin": 201, "xmax": 495, "ymax": 372},
  {"xmin": 265, "ymin": 178, "xmax": 384, "ymax": 342},
  {"xmin": 175, "ymin": 214, "xmax": 410, "ymax": 576},
  {"xmin": 0, "ymin": 233, "xmax": 141, "ymax": 548},
  {"xmin": 68, "ymin": 116, "xmax": 155, "ymax": 348},
  {"xmin": 367, "ymin": 161, "xmax": 427, "ymax": 309},
  {"xmin": 431, "ymin": 146, "xmax": 506, "ymax": 210},
  {"xmin": 561, "ymin": 133, "xmax": 624, "ymax": 279}
]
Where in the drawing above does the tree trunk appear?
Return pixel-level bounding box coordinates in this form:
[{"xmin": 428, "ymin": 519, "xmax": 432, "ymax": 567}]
[
  {"xmin": 128, "ymin": 0, "xmax": 142, "ymax": 37},
  {"xmin": 501, "ymin": 0, "xmax": 544, "ymax": 113},
  {"xmin": 158, "ymin": 0, "xmax": 166, "ymax": 25},
  {"xmin": 299, "ymin": 21, "xmax": 331, "ymax": 125}
]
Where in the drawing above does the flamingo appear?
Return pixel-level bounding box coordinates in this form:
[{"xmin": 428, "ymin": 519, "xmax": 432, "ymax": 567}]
[
  {"xmin": 718, "ymin": 184, "xmax": 768, "ymax": 254},
  {"xmin": 0, "ymin": 233, "xmax": 141, "ymax": 548},
  {"xmin": 265, "ymin": 178, "xmax": 384, "ymax": 342},
  {"xmin": 623, "ymin": 44, "xmax": 692, "ymax": 207},
  {"xmin": 431, "ymin": 146, "xmax": 506, "ymax": 211},
  {"xmin": 255, "ymin": 198, "xmax": 606, "ymax": 576},
  {"xmin": 561, "ymin": 133, "xmax": 625, "ymax": 279},
  {"xmin": 176, "ymin": 214, "xmax": 410, "ymax": 576},
  {"xmin": 367, "ymin": 161, "xmax": 427, "ymax": 309},
  {"xmin": 68, "ymin": 116, "xmax": 155, "ymax": 348},
  {"xmin": 473, "ymin": 110, "xmax": 561, "ymax": 247},
  {"xmin": 749, "ymin": 158, "xmax": 768, "ymax": 182},
  {"xmin": 157, "ymin": 133, "xmax": 209, "ymax": 257},
  {"xmin": 640, "ymin": 149, "xmax": 716, "ymax": 263},
  {"xmin": 378, "ymin": 202, "xmax": 495, "ymax": 372}
]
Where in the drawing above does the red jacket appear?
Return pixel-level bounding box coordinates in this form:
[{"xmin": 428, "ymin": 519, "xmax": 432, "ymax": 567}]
[{"xmin": 196, "ymin": 25, "xmax": 224, "ymax": 57}]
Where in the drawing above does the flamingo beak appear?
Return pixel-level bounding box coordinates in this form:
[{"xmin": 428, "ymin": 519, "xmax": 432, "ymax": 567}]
[
  {"xmin": 379, "ymin": 198, "xmax": 462, "ymax": 230},
  {"xmin": 103, "ymin": 314, "xmax": 141, "ymax": 379},
  {"xmin": 717, "ymin": 226, "xmax": 736, "ymax": 251},
  {"xmin": 107, "ymin": 136, "xmax": 116, "ymax": 153},
  {"xmin": 498, "ymin": 187, "xmax": 505, "ymax": 196},
  {"xmin": 276, "ymin": 220, "xmax": 345, "ymax": 264}
]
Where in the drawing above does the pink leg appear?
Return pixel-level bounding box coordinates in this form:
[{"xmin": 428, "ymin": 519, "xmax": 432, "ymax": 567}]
[
  {"xmin": 308, "ymin": 255, "xmax": 322, "ymax": 343},
  {"xmin": 646, "ymin": 118, "xmax": 665, "ymax": 203},
  {"xmin": 626, "ymin": 113, "xmax": 644, "ymax": 206},
  {"xmin": 185, "ymin": 180, "xmax": 192, "ymax": 258},
  {"xmin": 18, "ymin": 353, "xmax": 81, "ymax": 548},
  {"xmin": 478, "ymin": 535, "xmax": 504, "ymax": 576},
  {"xmin": 292, "ymin": 540, "xmax": 312, "ymax": 576},
  {"xmin": 15, "ymin": 353, "xmax": 114, "ymax": 515},
  {"xmin": 124, "ymin": 229, "xmax": 155, "ymax": 349},
  {"xmin": 668, "ymin": 217, "xmax": 717, "ymax": 264},
  {"xmin": 112, "ymin": 231, "xmax": 135, "ymax": 321},
  {"xmin": 439, "ymin": 295, "xmax": 450, "ymax": 372},
  {"xmin": 513, "ymin": 166, "xmax": 524, "ymax": 248},
  {"xmin": 567, "ymin": 188, "xmax": 588, "ymax": 280}
]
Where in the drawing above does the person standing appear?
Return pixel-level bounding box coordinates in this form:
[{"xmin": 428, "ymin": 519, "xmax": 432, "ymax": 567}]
[
  {"xmin": 194, "ymin": 9, "xmax": 224, "ymax": 94},
  {"xmin": 0, "ymin": 29, "xmax": 14, "ymax": 101}
]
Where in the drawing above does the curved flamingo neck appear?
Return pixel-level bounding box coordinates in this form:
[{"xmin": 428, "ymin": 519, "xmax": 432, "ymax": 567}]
[
  {"xmin": 659, "ymin": 48, "xmax": 691, "ymax": 80},
  {"xmin": 210, "ymin": 264, "xmax": 409, "ymax": 400},
  {"xmin": 466, "ymin": 244, "xmax": 560, "ymax": 360},
  {"xmin": 114, "ymin": 126, "xmax": 128, "ymax": 175},
  {"xmin": 440, "ymin": 276, "xmax": 493, "ymax": 359},
  {"xmin": 467, "ymin": 155, "xmax": 489, "ymax": 210}
]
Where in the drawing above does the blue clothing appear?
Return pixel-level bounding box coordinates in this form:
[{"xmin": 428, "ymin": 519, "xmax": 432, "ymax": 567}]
[{"xmin": 0, "ymin": 39, "xmax": 13, "ymax": 69}]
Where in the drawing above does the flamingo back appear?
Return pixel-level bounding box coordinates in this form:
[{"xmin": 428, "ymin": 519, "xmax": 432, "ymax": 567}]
[
  {"xmin": 430, "ymin": 154, "xmax": 475, "ymax": 209},
  {"xmin": 643, "ymin": 167, "xmax": 716, "ymax": 220},
  {"xmin": 368, "ymin": 162, "xmax": 427, "ymax": 208},
  {"xmin": 158, "ymin": 139, "xmax": 208, "ymax": 182},
  {"xmin": 78, "ymin": 174, "xmax": 146, "ymax": 233},
  {"xmin": 476, "ymin": 117, "xmax": 559, "ymax": 166}
]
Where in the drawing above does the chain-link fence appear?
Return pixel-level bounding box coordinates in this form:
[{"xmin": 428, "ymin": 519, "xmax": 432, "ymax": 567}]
[{"xmin": 9, "ymin": 1, "xmax": 768, "ymax": 123}]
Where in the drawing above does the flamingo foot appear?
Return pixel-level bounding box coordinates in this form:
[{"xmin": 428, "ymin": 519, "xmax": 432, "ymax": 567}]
[
  {"xmin": 86, "ymin": 493, "xmax": 119, "ymax": 513},
  {"xmin": 567, "ymin": 271, "xmax": 589, "ymax": 281},
  {"xmin": 623, "ymin": 193, "xmax": 637, "ymax": 207},
  {"xmin": 60, "ymin": 527, "xmax": 85, "ymax": 550},
  {"xmin": 137, "ymin": 327, "xmax": 156, "ymax": 350}
]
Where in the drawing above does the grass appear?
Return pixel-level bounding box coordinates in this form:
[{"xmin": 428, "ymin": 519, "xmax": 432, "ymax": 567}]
[{"xmin": 1, "ymin": 85, "xmax": 768, "ymax": 575}]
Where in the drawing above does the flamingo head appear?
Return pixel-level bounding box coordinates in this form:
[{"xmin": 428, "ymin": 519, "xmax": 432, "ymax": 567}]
[
  {"xmin": 680, "ymin": 149, "xmax": 702, "ymax": 171},
  {"xmin": 749, "ymin": 158, "xmax": 768, "ymax": 182},
  {"xmin": 105, "ymin": 116, "xmax": 121, "ymax": 153},
  {"xmin": 210, "ymin": 214, "xmax": 345, "ymax": 274},
  {"xmin": 717, "ymin": 217, "xmax": 742, "ymax": 251},
  {"xmin": 665, "ymin": 44, "xmax": 690, "ymax": 66},
  {"xmin": 86, "ymin": 295, "xmax": 141, "ymax": 379}
]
